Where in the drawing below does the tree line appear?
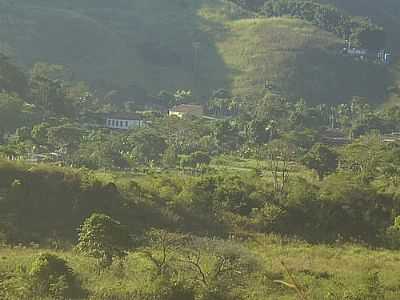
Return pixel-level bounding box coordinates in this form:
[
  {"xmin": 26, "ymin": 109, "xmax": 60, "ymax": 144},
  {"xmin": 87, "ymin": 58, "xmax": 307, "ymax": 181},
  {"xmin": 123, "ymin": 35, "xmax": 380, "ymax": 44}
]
[{"xmin": 229, "ymin": 0, "xmax": 386, "ymax": 50}]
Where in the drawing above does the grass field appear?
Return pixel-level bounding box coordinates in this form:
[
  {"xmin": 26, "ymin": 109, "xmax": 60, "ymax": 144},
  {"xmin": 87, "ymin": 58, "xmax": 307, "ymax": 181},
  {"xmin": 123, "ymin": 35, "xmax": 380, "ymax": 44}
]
[{"xmin": 2, "ymin": 235, "xmax": 400, "ymax": 299}]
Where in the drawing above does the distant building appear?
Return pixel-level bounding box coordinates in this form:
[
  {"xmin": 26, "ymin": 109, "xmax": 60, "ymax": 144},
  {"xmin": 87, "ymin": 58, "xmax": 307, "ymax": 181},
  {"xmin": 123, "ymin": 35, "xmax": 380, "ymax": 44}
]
[
  {"xmin": 346, "ymin": 48, "xmax": 368, "ymax": 56},
  {"xmin": 321, "ymin": 128, "xmax": 351, "ymax": 145},
  {"xmin": 169, "ymin": 104, "xmax": 203, "ymax": 118},
  {"xmin": 105, "ymin": 113, "xmax": 145, "ymax": 130},
  {"xmin": 341, "ymin": 47, "xmax": 368, "ymax": 59},
  {"xmin": 341, "ymin": 46, "xmax": 392, "ymax": 64},
  {"xmin": 382, "ymin": 132, "xmax": 400, "ymax": 143},
  {"xmin": 377, "ymin": 50, "xmax": 392, "ymax": 64}
]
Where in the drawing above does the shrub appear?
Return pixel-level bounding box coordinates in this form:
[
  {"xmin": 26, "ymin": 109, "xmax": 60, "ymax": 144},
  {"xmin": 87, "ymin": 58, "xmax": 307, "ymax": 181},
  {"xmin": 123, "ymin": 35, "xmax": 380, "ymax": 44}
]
[
  {"xmin": 76, "ymin": 213, "xmax": 131, "ymax": 269},
  {"xmin": 0, "ymin": 270, "xmax": 31, "ymax": 300},
  {"xmin": 29, "ymin": 253, "xmax": 83, "ymax": 299},
  {"xmin": 157, "ymin": 278, "xmax": 195, "ymax": 300},
  {"xmin": 251, "ymin": 203, "xmax": 288, "ymax": 232},
  {"xmin": 384, "ymin": 216, "xmax": 400, "ymax": 248}
]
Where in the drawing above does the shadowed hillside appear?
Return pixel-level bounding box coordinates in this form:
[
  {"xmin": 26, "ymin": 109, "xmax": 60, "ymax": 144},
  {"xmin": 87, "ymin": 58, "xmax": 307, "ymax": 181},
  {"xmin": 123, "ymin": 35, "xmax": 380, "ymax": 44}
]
[
  {"xmin": 318, "ymin": 0, "xmax": 400, "ymax": 105},
  {"xmin": 320, "ymin": 0, "xmax": 400, "ymax": 50},
  {"xmin": 0, "ymin": 0, "xmax": 394, "ymax": 103},
  {"xmin": 0, "ymin": 0, "xmax": 233, "ymax": 99}
]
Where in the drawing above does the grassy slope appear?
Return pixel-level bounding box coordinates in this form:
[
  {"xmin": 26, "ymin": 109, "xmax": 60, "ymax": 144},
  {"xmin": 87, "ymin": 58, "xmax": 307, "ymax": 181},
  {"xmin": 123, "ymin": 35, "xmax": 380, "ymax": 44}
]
[
  {"xmin": 2, "ymin": 238, "xmax": 400, "ymax": 299},
  {"xmin": 210, "ymin": 15, "xmax": 388, "ymax": 104},
  {"xmin": 0, "ymin": 0, "xmax": 392, "ymax": 103}
]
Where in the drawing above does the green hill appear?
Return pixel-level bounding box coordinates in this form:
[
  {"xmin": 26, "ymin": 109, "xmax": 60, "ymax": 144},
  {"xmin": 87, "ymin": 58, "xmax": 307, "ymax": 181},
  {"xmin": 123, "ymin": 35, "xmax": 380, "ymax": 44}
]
[
  {"xmin": 214, "ymin": 16, "xmax": 388, "ymax": 103},
  {"xmin": 0, "ymin": 0, "xmax": 394, "ymax": 104},
  {"xmin": 320, "ymin": 0, "xmax": 400, "ymax": 49},
  {"xmin": 319, "ymin": 0, "xmax": 400, "ymax": 105}
]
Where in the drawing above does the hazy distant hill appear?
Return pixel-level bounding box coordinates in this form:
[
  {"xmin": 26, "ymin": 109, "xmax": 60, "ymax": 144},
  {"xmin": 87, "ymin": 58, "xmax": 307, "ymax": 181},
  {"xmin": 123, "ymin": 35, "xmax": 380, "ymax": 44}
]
[{"xmin": 0, "ymin": 0, "xmax": 395, "ymax": 104}]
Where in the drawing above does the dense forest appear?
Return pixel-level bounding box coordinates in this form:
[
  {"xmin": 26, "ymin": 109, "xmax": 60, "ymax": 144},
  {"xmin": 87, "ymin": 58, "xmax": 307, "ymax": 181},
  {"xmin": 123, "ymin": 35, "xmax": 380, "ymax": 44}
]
[{"xmin": 1, "ymin": 0, "xmax": 400, "ymax": 299}]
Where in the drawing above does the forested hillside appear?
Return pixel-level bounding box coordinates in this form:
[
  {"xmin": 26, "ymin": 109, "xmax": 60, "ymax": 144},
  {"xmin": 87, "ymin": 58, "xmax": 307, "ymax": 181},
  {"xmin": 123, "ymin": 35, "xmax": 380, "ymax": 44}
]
[
  {"xmin": 0, "ymin": 0, "xmax": 396, "ymax": 104},
  {"xmin": 4, "ymin": 2, "xmax": 400, "ymax": 299},
  {"xmin": 319, "ymin": 0, "xmax": 400, "ymax": 49}
]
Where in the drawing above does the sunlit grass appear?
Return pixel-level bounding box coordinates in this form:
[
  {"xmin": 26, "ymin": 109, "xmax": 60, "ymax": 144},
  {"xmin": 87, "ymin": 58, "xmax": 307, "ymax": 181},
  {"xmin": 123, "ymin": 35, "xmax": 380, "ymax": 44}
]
[{"xmin": 2, "ymin": 236, "xmax": 400, "ymax": 299}]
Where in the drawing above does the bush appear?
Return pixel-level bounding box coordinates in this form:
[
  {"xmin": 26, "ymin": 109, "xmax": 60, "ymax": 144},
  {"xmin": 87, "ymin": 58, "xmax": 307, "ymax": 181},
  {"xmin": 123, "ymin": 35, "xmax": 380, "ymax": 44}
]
[
  {"xmin": 90, "ymin": 278, "xmax": 195, "ymax": 300},
  {"xmin": 384, "ymin": 216, "xmax": 400, "ymax": 248},
  {"xmin": 159, "ymin": 279, "xmax": 196, "ymax": 300},
  {"xmin": 76, "ymin": 213, "xmax": 131, "ymax": 269},
  {"xmin": 0, "ymin": 269, "xmax": 31, "ymax": 300},
  {"xmin": 251, "ymin": 203, "xmax": 288, "ymax": 232},
  {"xmin": 29, "ymin": 253, "xmax": 83, "ymax": 299}
]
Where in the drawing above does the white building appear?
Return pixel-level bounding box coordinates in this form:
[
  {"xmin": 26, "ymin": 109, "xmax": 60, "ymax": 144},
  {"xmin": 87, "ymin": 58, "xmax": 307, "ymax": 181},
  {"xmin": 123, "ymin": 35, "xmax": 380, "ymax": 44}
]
[{"xmin": 105, "ymin": 113, "xmax": 144, "ymax": 130}]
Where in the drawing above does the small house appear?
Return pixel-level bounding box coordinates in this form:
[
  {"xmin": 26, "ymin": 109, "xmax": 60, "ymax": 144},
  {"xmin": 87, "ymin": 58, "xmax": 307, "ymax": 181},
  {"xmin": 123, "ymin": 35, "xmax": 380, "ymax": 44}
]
[
  {"xmin": 382, "ymin": 132, "xmax": 400, "ymax": 143},
  {"xmin": 377, "ymin": 50, "xmax": 392, "ymax": 64},
  {"xmin": 169, "ymin": 104, "xmax": 203, "ymax": 118},
  {"xmin": 342, "ymin": 47, "xmax": 368, "ymax": 59},
  {"xmin": 105, "ymin": 113, "xmax": 144, "ymax": 130}
]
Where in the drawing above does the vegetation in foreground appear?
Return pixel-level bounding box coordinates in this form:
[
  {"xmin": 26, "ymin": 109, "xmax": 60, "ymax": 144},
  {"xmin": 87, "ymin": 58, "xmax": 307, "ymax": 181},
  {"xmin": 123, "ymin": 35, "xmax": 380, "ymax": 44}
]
[{"xmin": 2, "ymin": 232, "xmax": 400, "ymax": 300}]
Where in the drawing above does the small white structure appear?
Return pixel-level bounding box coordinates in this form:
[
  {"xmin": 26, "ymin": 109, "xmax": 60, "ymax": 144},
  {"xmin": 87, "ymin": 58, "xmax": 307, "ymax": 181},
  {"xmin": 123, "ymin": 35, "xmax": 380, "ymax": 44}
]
[
  {"xmin": 169, "ymin": 104, "xmax": 203, "ymax": 118},
  {"xmin": 346, "ymin": 48, "xmax": 368, "ymax": 56},
  {"xmin": 105, "ymin": 113, "xmax": 144, "ymax": 130}
]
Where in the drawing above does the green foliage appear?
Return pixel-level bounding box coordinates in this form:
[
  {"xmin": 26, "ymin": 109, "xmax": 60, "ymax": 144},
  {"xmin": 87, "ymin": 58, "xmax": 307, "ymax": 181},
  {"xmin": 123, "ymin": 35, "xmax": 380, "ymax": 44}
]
[
  {"xmin": 152, "ymin": 278, "xmax": 195, "ymax": 300},
  {"xmin": 0, "ymin": 92, "xmax": 25, "ymax": 135},
  {"xmin": 251, "ymin": 203, "xmax": 288, "ymax": 232},
  {"xmin": 76, "ymin": 213, "xmax": 130, "ymax": 269},
  {"xmin": 157, "ymin": 90, "xmax": 176, "ymax": 108},
  {"xmin": 3, "ymin": 238, "xmax": 400, "ymax": 300},
  {"xmin": 29, "ymin": 63, "xmax": 72, "ymax": 115},
  {"xmin": 318, "ymin": 173, "xmax": 392, "ymax": 242},
  {"xmin": 128, "ymin": 129, "xmax": 167, "ymax": 164},
  {"xmin": 385, "ymin": 216, "xmax": 400, "ymax": 248},
  {"xmin": 329, "ymin": 271, "xmax": 385, "ymax": 300},
  {"xmin": 302, "ymin": 143, "xmax": 338, "ymax": 180},
  {"xmin": 214, "ymin": 121, "xmax": 241, "ymax": 153},
  {"xmin": 0, "ymin": 162, "xmax": 128, "ymax": 242},
  {"xmin": 142, "ymin": 229, "xmax": 188, "ymax": 276},
  {"xmin": 76, "ymin": 130, "xmax": 129, "ymax": 169},
  {"xmin": 339, "ymin": 135, "xmax": 385, "ymax": 183},
  {"xmin": 361, "ymin": 271, "xmax": 385, "ymax": 300},
  {"xmin": 180, "ymin": 238, "xmax": 260, "ymax": 299},
  {"xmin": 163, "ymin": 145, "xmax": 179, "ymax": 168},
  {"xmin": 29, "ymin": 253, "xmax": 83, "ymax": 299},
  {"xmin": 181, "ymin": 151, "xmax": 211, "ymax": 169},
  {"xmin": 0, "ymin": 54, "xmax": 28, "ymax": 97},
  {"xmin": 245, "ymin": 119, "xmax": 271, "ymax": 145},
  {"xmin": 0, "ymin": 269, "xmax": 31, "ymax": 300},
  {"xmin": 31, "ymin": 122, "xmax": 51, "ymax": 145},
  {"xmin": 174, "ymin": 90, "xmax": 194, "ymax": 105},
  {"xmin": 232, "ymin": 0, "xmax": 386, "ymax": 50}
]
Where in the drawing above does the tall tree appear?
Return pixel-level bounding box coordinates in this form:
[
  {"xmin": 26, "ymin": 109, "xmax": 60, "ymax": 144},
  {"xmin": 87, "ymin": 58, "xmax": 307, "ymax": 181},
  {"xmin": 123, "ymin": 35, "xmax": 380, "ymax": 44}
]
[
  {"xmin": 302, "ymin": 143, "xmax": 338, "ymax": 181},
  {"xmin": 0, "ymin": 54, "xmax": 28, "ymax": 97},
  {"xmin": 76, "ymin": 213, "xmax": 130, "ymax": 269},
  {"xmin": 0, "ymin": 92, "xmax": 24, "ymax": 139}
]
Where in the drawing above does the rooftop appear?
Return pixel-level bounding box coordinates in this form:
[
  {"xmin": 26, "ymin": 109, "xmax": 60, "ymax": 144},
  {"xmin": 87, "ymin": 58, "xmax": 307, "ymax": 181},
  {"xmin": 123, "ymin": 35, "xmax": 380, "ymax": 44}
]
[
  {"xmin": 105, "ymin": 112, "xmax": 143, "ymax": 120},
  {"xmin": 170, "ymin": 104, "xmax": 203, "ymax": 113}
]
